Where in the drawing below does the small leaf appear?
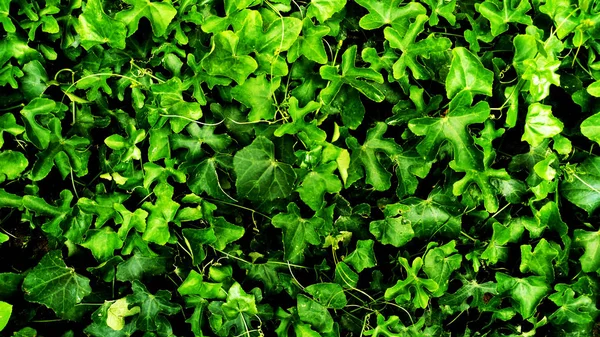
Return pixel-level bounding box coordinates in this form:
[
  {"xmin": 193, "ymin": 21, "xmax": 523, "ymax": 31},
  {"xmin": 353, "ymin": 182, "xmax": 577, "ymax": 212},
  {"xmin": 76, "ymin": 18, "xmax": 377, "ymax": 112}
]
[
  {"xmin": 355, "ymin": 0, "xmax": 426, "ymax": 30},
  {"xmin": 561, "ymin": 157, "xmax": 600, "ymax": 215},
  {"xmin": 0, "ymin": 301, "xmax": 11, "ymax": 332},
  {"xmin": 272, "ymin": 203, "xmax": 321, "ymax": 263},
  {"xmin": 80, "ymin": 227, "xmax": 124, "ymax": 262},
  {"xmin": 369, "ymin": 217, "xmax": 414, "ymax": 247},
  {"xmin": 307, "ymin": 0, "xmax": 346, "ymax": 24},
  {"xmin": 297, "ymin": 294, "xmax": 334, "ymax": 333},
  {"xmin": 202, "ymin": 31, "xmax": 258, "ymax": 85},
  {"xmin": 305, "ymin": 283, "xmax": 347, "ymax": 309},
  {"xmin": 573, "ymin": 229, "xmax": 600, "ymax": 273},
  {"xmin": 114, "ymin": 0, "xmax": 177, "ymax": 37},
  {"xmin": 127, "ymin": 280, "xmax": 180, "ymax": 331},
  {"xmin": 344, "ymin": 239, "xmax": 377, "ymax": 272},
  {"xmin": 231, "ymin": 74, "xmax": 281, "ymax": 121},
  {"xmin": 0, "ymin": 150, "xmax": 28, "ymax": 183},
  {"xmin": 581, "ymin": 112, "xmax": 600, "ymax": 145},
  {"xmin": 496, "ymin": 273, "xmax": 550, "ymax": 319}
]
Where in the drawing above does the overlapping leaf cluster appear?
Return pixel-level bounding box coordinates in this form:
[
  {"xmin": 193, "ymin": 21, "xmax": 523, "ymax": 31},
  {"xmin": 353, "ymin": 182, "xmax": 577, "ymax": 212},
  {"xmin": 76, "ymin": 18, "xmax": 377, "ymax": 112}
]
[{"xmin": 1, "ymin": 0, "xmax": 600, "ymax": 336}]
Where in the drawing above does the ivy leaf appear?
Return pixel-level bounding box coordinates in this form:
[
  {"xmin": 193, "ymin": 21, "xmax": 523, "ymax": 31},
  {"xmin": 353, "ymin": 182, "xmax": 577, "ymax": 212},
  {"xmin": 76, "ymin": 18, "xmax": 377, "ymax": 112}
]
[
  {"xmin": 20, "ymin": 98, "xmax": 65, "ymax": 150},
  {"xmin": 116, "ymin": 249, "xmax": 171, "ymax": 282},
  {"xmin": 20, "ymin": 60, "xmax": 48, "ymax": 100},
  {"xmin": 0, "ymin": 150, "xmax": 28, "ymax": 183},
  {"xmin": 0, "ymin": 113, "xmax": 25, "ymax": 149},
  {"xmin": 422, "ymin": 0, "xmax": 457, "ymax": 26},
  {"xmin": 305, "ymin": 283, "xmax": 347, "ymax": 309},
  {"xmin": 274, "ymin": 97, "xmax": 325, "ymax": 141},
  {"xmin": 548, "ymin": 284, "xmax": 598, "ymax": 325},
  {"xmin": 127, "ymin": 280, "xmax": 180, "ymax": 332},
  {"xmin": 80, "ymin": 227, "xmax": 124, "ymax": 263},
  {"xmin": 581, "ymin": 112, "xmax": 600, "ymax": 145},
  {"xmin": 369, "ymin": 216, "xmax": 414, "ymax": 248},
  {"xmin": 439, "ymin": 276, "xmax": 498, "ymax": 313},
  {"xmin": 445, "ymin": 47, "xmax": 494, "ymax": 99},
  {"xmin": 297, "ymin": 294, "xmax": 334, "ymax": 333},
  {"xmin": 392, "ymin": 150, "xmax": 432, "ymax": 199},
  {"xmin": 345, "ymin": 122, "xmax": 402, "ymax": 190},
  {"xmin": 319, "ymin": 45, "xmax": 385, "ymax": 104},
  {"xmin": 344, "ymin": 239, "xmax": 377, "ymax": 272},
  {"xmin": 384, "ymin": 257, "xmax": 439, "ymax": 308},
  {"xmin": 201, "ymin": 30, "xmax": 258, "ymax": 85},
  {"xmin": 476, "ymin": 0, "xmax": 532, "ymax": 37},
  {"xmin": 105, "ymin": 298, "xmax": 140, "ymax": 331},
  {"xmin": 115, "ymin": 0, "xmax": 177, "ymax": 37},
  {"xmin": 423, "ymin": 241, "xmax": 462, "ymax": 297},
  {"xmin": 298, "ymin": 162, "xmax": 342, "ymax": 211},
  {"xmin": 399, "ymin": 193, "xmax": 462, "ymax": 238},
  {"xmin": 141, "ymin": 182, "xmax": 180, "ymax": 245},
  {"xmin": 22, "ymin": 250, "xmax": 92, "ymax": 318},
  {"xmin": 272, "ymin": 203, "xmax": 321, "ymax": 263},
  {"xmin": 231, "ymin": 74, "xmax": 281, "ymax": 121},
  {"xmin": 408, "ymin": 91, "xmax": 488, "ymax": 171},
  {"xmin": 75, "ymin": 0, "xmax": 127, "ymax": 50},
  {"xmin": 288, "ymin": 18, "xmax": 330, "ymax": 64},
  {"xmin": 307, "ymin": 0, "xmax": 346, "ymax": 24},
  {"xmin": 233, "ymin": 136, "xmax": 297, "ymax": 201},
  {"xmin": 188, "ymin": 157, "xmax": 235, "ymax": 201},
  {"xmin": 0, "ymin": 301, "xmax": 11, "ymax": 331},
  {"xmin": 573, "ymin": 229, "xmax": 600, "ymax": 273},
  {"xmin": 519, "ymin": 239, "xmax": 559, "ymax": 281},
  {"xmin": 210, "ymin": 217, "xmax": 245, "ymax": 251},
  {"xmin": 222, "ymin": 282, "xmax": 258, "ymax": 320},
  {"xmin": 561, "ymin": 157, "xmax": 600, "ymax": 215},
  {"xmin": 384, "ymin": 15, "xmax": 452, "ymax": 84},
  {"xmin": 496, "ymin": 273, "xmax": 550, "ymax": 319},
  {"xmin": 452, "ymin": 167, "xmax": 510, "ymax": 213},
  {"xmin": 522, "ymin": 56, "xmax": 561, "ymax": 102},
  {"xmin": 522, "ymin": 103, "xmax": 563, "ymax": 147},
  {"xmin": 354, "ymin": 0, "xmax": 426, "ymax": 30}
]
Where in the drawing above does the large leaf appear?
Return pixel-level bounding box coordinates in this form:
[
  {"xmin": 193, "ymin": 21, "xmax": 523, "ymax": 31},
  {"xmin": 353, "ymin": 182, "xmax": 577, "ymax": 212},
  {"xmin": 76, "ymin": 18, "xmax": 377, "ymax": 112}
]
[
  {"xmin": 22, "ymin": 251, "xmax": 92, "ymax": 318},
  {"xmin": 114, "ymin": 0, "xmax": 177, "ymax": 37},
  {"xmin": 127, "ymin": 281, "xmax": 180, "ymax": 331},
  {"xmin": 476, "ymin": 0, "xmax": 532, "ymax": 36},
  {"xmin": 354, "ymin": 0, "xmax": 426, "ymax": 30},
  {"xmin": 445, "ymin": 47, "xmax": 493, "ymax": 99},
  {"xmin": 233, "ymin": 136, "xmax": 297, "ymax": 201},
  {"xmin": 573, "ymin": 229, "xmax": 600, "ymax": 273},
  {"xmin": 496, "ymin": 273, "xmax": 550, "ymax": 319},
  {"xmin": 75, "ymin": 0, "xmax": 127, "ymax": 50}
]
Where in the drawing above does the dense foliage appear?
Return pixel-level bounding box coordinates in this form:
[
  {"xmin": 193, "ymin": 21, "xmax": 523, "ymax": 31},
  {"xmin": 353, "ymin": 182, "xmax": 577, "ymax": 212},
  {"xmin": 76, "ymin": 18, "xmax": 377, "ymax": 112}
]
[{"xmin": 1, "ymin": 0, "xmax": 600, "ymax": 335}]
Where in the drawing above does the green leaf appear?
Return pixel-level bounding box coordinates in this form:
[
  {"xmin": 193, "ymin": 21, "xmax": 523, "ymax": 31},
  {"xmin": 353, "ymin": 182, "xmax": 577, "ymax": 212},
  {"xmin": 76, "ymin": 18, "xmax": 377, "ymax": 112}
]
[
  {"xmin": 116, "ymin": 250, "xmax": 170, "ymax": 282},
  {"xmin": 307, "ymin": 0, "xmax": 346, "ymax": 24},
  {"xmin": 75, "ymin": 0, "xmax": 127, "ymax": 50},
  {"xmin": 384, "ymin": 15, "xmax": 452, "ymax": 83},
  {"xmin": 231, "ymin": 74, "xmax": 281, "ymax": 121},
  {"xmin": 369, "ymin": 216, "xmax": 414, "ymax": 247},
  {"xmin": 409, "ymin": 92, "xmax": 488, "ymax": 171},
  {"xmin": 392, "ymin": 150, "xmax": 432, "ymax": 199},
  {"xmin": 106, "ymin": 298, "xmax": 140, "ymax": 331},
  {"xmin": 127, "ymin": 280, "xmax": 180, "ymax": 331},
  {"xmin": 422, "ymin": 0, "xmax": 457, "ymax": 26},
  {"xmin": 399, "ymin": 193, "xmax": 462, "ymax": 238},
  {"xmin": 496, "ymin": 273, "xmax": 550, "ymax": 319},
  {"xmin": 182, "ymin": 228, "xmax": 217, "ymax": 265},
  {"xmin": 573, "ymin": 229, "xmax": 600, "ymax": 273},
  {"xmin": 233, "ymin": 136, "xmax": 297, "ymax": 201},
  {"xmin": 201, "ymin": 30, "xmax": 258, "ymax": 85},
  {"xmin": 20, "ymin": 60, "xmax": 48, "ymax": 100},
  {"xmin": 0, "ymin": 150, "xmax": 28, "ymax": 183},
  {"xmin": 587, "ymin": 80, "xmax": 600, "ymax": 97},
  {"xmin": 141, "ymin": 182, "xmax": 180, "ymax": 245},
  {"xmin": 222, "ymin": 282, "xmax": 258, "ymax": 320},
  {"xmin": 210, "ymin": 217, "xmax": 245, "ymax": 251},
  {"xmin": 345, "ymin": 122, "xmax": 402, "ymax": 190},
  {"xmin": 188, "ymin": 157, "xmax": 234, "ymax": 201},
  {"xmin": 0, "ymin": 301, "xmax": 11, "ymax": 332},
  {"xmin": 297, "ymin": 294, "xmax": 334, "ymax": 333},
  {"xmin": 272, "ymin": 203, "xmax": 321, "ymax": 263},
  {"xmin": 298, "ymin": 162, "xmax": 342, "ymax": 211},
  {"xmin": 319, "ymin": 45, "xmax": 385, "ymax": 104},
  {"xmin": 115, "ymin": 0, "xmax": 177, "ymax": 37},
  {"xmin": 20, "ymin": 98, "xmax": 64, "ymax": 150},
  {"xmin": 548, "ymin": 284, "xmax": 598, "ymax": 325},
  {"xmin": 445, "ymin": 47, "xmax": 494, "ymax": 99},
  {"xmin": 423, "ymin": 241, "xmax": 462, "ymax": 297},
  {"xmin": 439, "ymin": 276, "xmax": 498, "ymax": 313},
  {"xmin": 452, "ymin": 166, "xmax": 510, "ymax": 213},
  {"xmin": 288, "ymin": 18, "xmax": 330, "ymax": 64},
  {"xmin": 355, "ymin": 0, "xmax": 426, "ymax": 30},
  {"xmin": 274, "ymin": 97, "xmax": 325, "ymax": 141},
  {"xmin": 522, "ymin": 103, "xmax": 563, "ymax": 147},
  {"xmin": 519, "ymin": 239, "xmax": 559, "ymax": 281},
  {"xmin": 581, "ymin": 112, "xmax": 600, "ymax": 145},
  {"xmin": 80, "ymin": 227, "xmax": 124, "ymax": 262},
  {"xmin": 344, "ymin": 239, "xmax": 377, "ymax": 272},
  {"xmin": 0, "ymin": 113, "xmax": 25, "ymax": 149},
  {"xmin": 384, "ymin": 257, "xmax": 438, "ymax": 308},
  {"xmin": 561, "ymin": 157, "xmax": 600, "ymax": 215},
  {"xmin": 476, "ymin": 0, "xmax": 532, "ymax": 36},
  {"xmin": 305, "ymin": 283, "xmax": 347, "ymax": 309},
  {"xmin": 22, "ymin": 250, "xmax": 92, "ymax": 318}
]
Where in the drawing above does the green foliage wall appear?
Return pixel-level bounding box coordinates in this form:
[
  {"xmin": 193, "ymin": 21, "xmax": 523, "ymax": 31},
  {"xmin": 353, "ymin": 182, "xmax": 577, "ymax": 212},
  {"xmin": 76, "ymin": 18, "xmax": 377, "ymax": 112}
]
[{"xmin": 1, "ymin": 0, "xmax": 600, "ymax": 336}]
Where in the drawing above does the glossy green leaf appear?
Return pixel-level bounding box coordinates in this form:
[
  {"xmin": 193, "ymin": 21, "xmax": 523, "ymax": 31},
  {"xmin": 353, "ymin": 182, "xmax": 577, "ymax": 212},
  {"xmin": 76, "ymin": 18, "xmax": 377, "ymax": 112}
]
[
  {"xmin": 297, "ymin": 294, "xmax": 334, "ymax": 333},
  {"xmin": 298, "ymin": 162, "xmax": 342, "ymax": 211},
  {"xmin": 307, "ymin": 0, "xmax": 346, "ymax": 24},
  {"xmin": 233, "ymin": 136, "xmax": 297, "ymax": 201},
  {"xmin": 369, "ymin": 216, "xmax": 413, "ymax": 248},
  {"xmin": 581, "ymin": 112, "xmax": 600, "ymax": 145},
  {"xmin": 476, "ymin": 0, "xmax": 532, "ymax": 36},
  {"xmin": 75, "ymin": 0, "xmax": 127, "ymax": 50},
  {"xmin": 272, "ymin": 203, "xmax": 321, "ymax": 263},
  {"xmin": 355, "ymin": 0, "xmax": 426, "ymax": 30},
  {"xmin": 202, "ymin": 31, "xmax": 258, "ymax": 85},
  {"xmin": 548, "ymin": 284, "xmax": 598, "ymax": 325},
  {"xmin": 384, "ymin": 256, "xmax": 438, "ymax": 308},
  {"xmin": 496, "ymin": 273, "xmax": 550, "ymax": 319},
  {"xmin": 344, "ymin": 239, "xmax": 377, "ymax": 272},
  {"xmin": 573, "ymin": 229, "xmax": 600, "ymax": 273},
  {"xmin": 0, "ymin": 301, "xmax": 11, "ymax": 332},
  {"xmin": 115, "ymin": 0, "xmax": 177, "ymax": 37},
  {"xmin": 445, "ymin": 47, "xmax": 494, "ymax": 99},
  {"xmin": 0, "ymin": 150, "xmax": 28, "ymax": 183},
  {"xmin": 346, "ymin": 122, "xmax": 402, "ymax": 190},
  {"xmin": 522, "ymin": 103, "xmax": 563, "ymax": 148},
  {"xmin": 409, "ymin": 92, "xmax": 488, "ymax": 171},
  {"xmin": 423, "ymin": 241, "xmax": 462, "ymax": 297},
  {"xmin": 561, "ymin": 157, "xmax": 600, "ymax": 215},
  {"xmin": 22, "ymin": 251, "xmax": 92, "ymax": 318},
  {"xmin": 80, "ymin": 227, "xmax": 124, "ymax": 262},
  {"xmin": 520, "ymin": 239, "xmax": 559, "ymax": 281},
  {"xmin": 231, "ymin": 74, "xmax": 281, "ymax": 121},
  {"xmin": 127, "ymin": 280, "xmax": 180, "ymax": 331}
]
